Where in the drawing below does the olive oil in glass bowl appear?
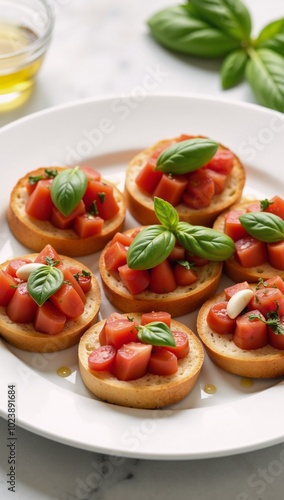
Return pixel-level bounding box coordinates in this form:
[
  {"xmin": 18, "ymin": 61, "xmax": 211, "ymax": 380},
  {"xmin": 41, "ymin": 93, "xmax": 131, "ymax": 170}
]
[{"xmin": 0, "ymin": 0, "xmax": 55, "ymax": 110}]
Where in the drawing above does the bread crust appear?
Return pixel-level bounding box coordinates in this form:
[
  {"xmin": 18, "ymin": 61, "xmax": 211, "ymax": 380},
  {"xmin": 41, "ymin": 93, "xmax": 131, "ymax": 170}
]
[
  {"xmin": 0, "ymin": 254, "xmax": 101, "ymax": 352},
  {"xmin": 197, "ymin": 288, "xmax": 284, "ymax": 378},
  {"xmin": 124, "ymin": 138, "xmax": 246, "ymax": 227},
  {"xmin": 78, "ymin": 313, "xmax": 204, "ymax": 408},
  {"xmin": 213, "ymin": 200, "xmax": 284, "ymax": 282},
  {"xmin": 7, "ymin": 167, "xmax": 126, "ymax": 257},
  {"xmin": 99, "ymin": 228, "xmax": 223, "ymax": 317}
]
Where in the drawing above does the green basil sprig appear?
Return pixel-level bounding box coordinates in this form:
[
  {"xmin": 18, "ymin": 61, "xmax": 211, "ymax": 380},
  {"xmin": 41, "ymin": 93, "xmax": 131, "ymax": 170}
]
[
  {"xmin": 176, "ymin": 222, "xmax": 235, "ymax": 260},
  {"xmin": 155, "ymin": 138, "xmax": 218, "ymax": 175},
  {"xmin": 51, "ymin": 166, "xmax": 87, "ymax": 217},
  {"xmin": 147, "ymin": 0, "xmax": 284, "ymax": 112},
  {"xmin": 127, "ymin": 197, "xmax": 235, "ymax": 270},
  {"xmin": 27, "ymin": 266, "xmax": 64, "ymax": 306},
  {"xmin": 239, "ymin": 212, "xmax": 284, "ymax": 243},
  {"xmin": 137, "ymin": 321, "xmax": 176, "ymax": 347},
  {"xmin": 249, "ymin": 308, "xmax": 284, "ymax": 336}
]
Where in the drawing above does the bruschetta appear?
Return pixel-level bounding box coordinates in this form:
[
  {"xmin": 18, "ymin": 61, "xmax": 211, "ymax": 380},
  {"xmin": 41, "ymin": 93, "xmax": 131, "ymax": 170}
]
[
  {"xmin": 78, "ymin": 311, "xmax": 204, "ymax": 408},
  {"xmin": 124, "ymin": 134, "xmax": 246, "ymax": 226},
  {"xmin": 213, "ymin": 195, "xmax": 284, "ymax": 282},
  {"xmin": 197, "ymin": 277, "xmax": 284, "ymax": 378},
  {"xmin": 0, "ymin": 244, "xmax": 101, "ymax": 352},
  {"xmin": 7, "ymin": 165, "xmax": 126, "ymax": 257}
]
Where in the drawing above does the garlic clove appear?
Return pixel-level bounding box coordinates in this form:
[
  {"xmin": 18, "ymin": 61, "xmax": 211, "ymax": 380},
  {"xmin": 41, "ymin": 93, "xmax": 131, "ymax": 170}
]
[
  {"xmin": 227, "ymin": 289, "xmax": 254, "ymax": 319},
  {"xmin": 16, "ymin": 263, "xmax": 46, "ymax": 280}
]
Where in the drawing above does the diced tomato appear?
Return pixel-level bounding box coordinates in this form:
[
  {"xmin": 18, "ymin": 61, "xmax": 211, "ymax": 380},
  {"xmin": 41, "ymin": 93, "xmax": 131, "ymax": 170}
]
[
  {"xmin": 104, "ymin": 242, "xmax": 128, "ymax": 273},
  {"xmin": 135, "ymin": 157, "xmax": 163, "ymax": 194},
  {"xmin": 233, "ymin": 310, "xmax": 268, "ymax": 350},
  {"xmin": 140, "ymin": 311, "xmax": 172, "ymax": 327},
  {"xmin": 249, "ymin": 288, "xmax": 284, "ymax": 317},
  {"xmin": 0, "ymin": 271, "xmax": 17, "ymax": 306},
  {"xmin": 80, "ymin": 166, "xmax": 101, "ymax": 181},
  {"xmin": 118, "ymin": 264, "xmax": 150, "ymax": 295},
  {"xmin": 49, "ymin": 283, "xmax": 85, "ymax": 318},
  {"xmin": 205, "ymin": 149, "xmax": 234, "ymax": 175},
  {"xmin": 167, "ymin": 245, "xmax": 185, "ymax": 262},
  {"xmin": 268, "ymin": 316, "xmax": 284, "ymax": 349},
  {"xmin": 83, "ymin": 180, "xmax": 119, "ymax": 220},
  {"xmin": 25, "ymin": 179, "xmax": 53, "ymax": 220},
  {"xmin": 73, "ymin": 213, "xmax": 104, "ymax": 238},
  {"xmin": 185, "ymin": 253, "xmax": 209, "ymax": 267},
  {"xmin": 50, "ymin": 200, "xmax": 85, "ymax": 229},
  {"xmin": 260, "ymin": 276, "xmax": 284, "ymax": 295},
  {"xmin": 111, "ymin": 342, "xmax": 152, "ymax": 381},
  {"xmin": 148, "ymin": 347, "xmax": 178, "ymax": 376},
  {"xmin": 203, "ymin": 168, "xmax": 227, "ymax": 194},
  {"xmin": 105, "ymin": 317, "xmax": 139, "ymax": 349},
  {"xmin": 67, "ymin": 267, "xmax": 92, "ymax": 294},
  {"xmin": 264, "ymin": 195, "xmax": 284, "ymax": 219},
  {"xmin": 224, "ymin": 210, "xmax": 248, "ymax": 241},
  {"xmin": 162, "ymin": 330, "xmax": 189, "ymax": 359},
  {"xmin": 246, "ymin": 201, "xmax": 261, "ymax": 212},
  {"xmin": 177, "ymin": 134, "xmax": 196, "ymax": 142},
  {"xmin": 5, "ymin": 258, "xmax": 32, "ymax": 277},
  {"xmin": 173, "ymin": 262, "xmax": 198, "ymax": 286},
  {"xmin": 88, "ymin": 345, "xmax": 116, "ymax": 371},
  {"xmin": 149, "ymin": 260, "xmax": 177, "ymax": 294},
  {"xmin": 35, "ymin": 244, "xmax": 62, "ymax": 265},
  {"xmin": 182, "ymin": 171, "xmax": 215, "ymax": 209},
  {"xmin": 111, "ymin": 232, "xmax": 134, "ymax": 247},
  {"xmin": 267, "ymin": 241, "xmax": 284, "ymax": 270},
  {"xmin": 99, "ymin": 312, "xmax": 126, "ymax": 346},
  {"xmin": 153, "ymin": 174, "xmax": 188, "ymax": 206},
  {"xmin": 206, "ymin": 301, "xmax": 236, "ymax": 334},
  {"xmin": 57, "ymin": 264, "xmax": 87, "ymax": 304},
  {"xmin": 235, "ymin": 237, "xmax": 267, "ymax": 267},
  {"xmin": 6, "ymin": 282, "xmax": 37, "ymax": 323},
  {"xmin": 224, "ymin": 281, "xmax": 251, "ymax": 300},
  {"xmin": 34, "ymin": 302, "xmax": 66, "ymax": 335}
]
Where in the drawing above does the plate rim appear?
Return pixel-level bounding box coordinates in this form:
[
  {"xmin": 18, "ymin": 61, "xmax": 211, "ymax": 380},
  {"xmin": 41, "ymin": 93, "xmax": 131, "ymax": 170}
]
[{"xmin": 0, "ymin": 92, "xmax": 284, "ymax": 460}]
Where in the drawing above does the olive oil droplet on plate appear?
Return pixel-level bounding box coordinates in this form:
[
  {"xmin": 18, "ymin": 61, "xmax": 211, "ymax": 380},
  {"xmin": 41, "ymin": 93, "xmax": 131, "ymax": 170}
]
[
  {"xmin": 57, "ymin": 366, "xmax": 72, "ymax": 378},
  {"xmin": 203, "ymin": 384, "xmax": 217, "ymax": 395}
]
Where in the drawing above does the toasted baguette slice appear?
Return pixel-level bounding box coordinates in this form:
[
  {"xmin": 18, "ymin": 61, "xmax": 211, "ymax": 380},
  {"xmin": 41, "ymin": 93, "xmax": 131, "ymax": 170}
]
[
  {"xmin": 99, "ymin": 231, "xmax": 223, "ymax": 317},
  {"xmin": 78, "ymin": 313, "xmax": 204, "ymax": 408},
  {"xmin": 124, "ymin": 137, "xmax": 245, "ymax": 226},
  {"xmin": 213, "ymin": 200, "xmax": 284, "ymax": 282},
  {"xmin": 197, "ymin": 289, "xmax": 284, "ymax": 378},
  {"xmin": 0, "ymin": 254, "xmax": 101, "ymax": 352},
  {"xmin": 7, "ymin": 167, "xmax": 126, "ymax": 257}
]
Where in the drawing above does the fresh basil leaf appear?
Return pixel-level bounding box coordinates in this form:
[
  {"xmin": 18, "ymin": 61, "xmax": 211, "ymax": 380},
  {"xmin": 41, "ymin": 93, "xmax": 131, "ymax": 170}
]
[
  {"xmin": 27, "ymin": 266, "xmax": 64, "ymax": 306},
  {"xmin": 255, "ymin": 18, "xmax": 284, "ymax": 57},
  {"xmin": 155, "ymin": 138, "xmax": 218, "ymax": 174},
  {"xmin": 221, "ymin": 49, "xmax": 248, "ymax": 89},
  {"xmin": 147, "ymin": 5, "xmax": 240, "ymax": 58},
  {"xmin": 137, "ymin": 321, "xmax": 176, "ymax": 347},
  {"xmin": 176, "ymin": 222, "xmax": 235, "ymax": 260},
  {"xmin": 127, "ymin": 226, "xmax": 176, "ymax": 270},
  {"xmin": 154, "ymin": 197, "xmax": 179, "ymax": 230},
  {"xmin": 51, "ymin": 166, "xmax": 87, "ymax": 217},
  {"xmin": 246, "ymin": 48, "xmax": 284, "ymax": 112},
  {"xmin": 187, "ymin": 0, "xmax": 252, "ymax": 41},
  {"xmin": 239, "ymin": 212, "xmax": 284, "ymax": 242}
]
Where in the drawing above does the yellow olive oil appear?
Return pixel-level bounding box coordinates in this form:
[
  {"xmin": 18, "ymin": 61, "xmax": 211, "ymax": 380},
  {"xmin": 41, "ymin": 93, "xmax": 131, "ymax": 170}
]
[{"xmin": 0, "ymin": 22, "xmax": 44, "ymax": 108}]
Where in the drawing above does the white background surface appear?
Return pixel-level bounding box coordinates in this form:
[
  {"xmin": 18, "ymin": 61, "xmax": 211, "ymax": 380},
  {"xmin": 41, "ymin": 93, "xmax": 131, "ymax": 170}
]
[{"xmin": 1, "ymin": 1, "xmax": 284, "ymax": 499}]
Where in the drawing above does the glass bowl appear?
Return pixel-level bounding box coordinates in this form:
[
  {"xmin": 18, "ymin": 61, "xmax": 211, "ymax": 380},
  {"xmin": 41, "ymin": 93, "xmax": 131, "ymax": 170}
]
[{"xmin": 0, "ymin": 0, "xmax": 55, "ymax": 110}]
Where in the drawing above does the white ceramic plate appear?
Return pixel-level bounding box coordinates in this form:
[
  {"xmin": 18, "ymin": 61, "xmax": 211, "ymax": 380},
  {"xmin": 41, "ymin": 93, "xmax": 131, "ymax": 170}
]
[{"xmin": 0, "ymin": 94, "xmax": 284, "ymax": 460}]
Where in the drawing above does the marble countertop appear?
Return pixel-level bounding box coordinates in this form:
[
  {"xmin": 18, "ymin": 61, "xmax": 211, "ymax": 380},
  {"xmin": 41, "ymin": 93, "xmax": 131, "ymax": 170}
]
[{"xmin": 1, "ymin": 1, "xmax": 284, "ymax": 499}]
